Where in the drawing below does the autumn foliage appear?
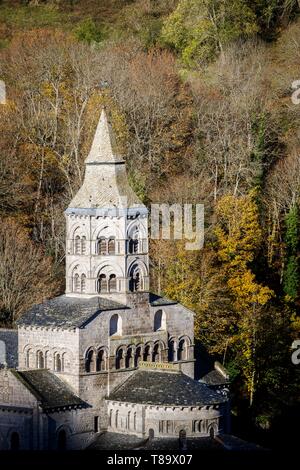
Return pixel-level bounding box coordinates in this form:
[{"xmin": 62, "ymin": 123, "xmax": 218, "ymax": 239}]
[{"xmin": 0, "ymin": 0, "xmax": 300, "ymax": 443}]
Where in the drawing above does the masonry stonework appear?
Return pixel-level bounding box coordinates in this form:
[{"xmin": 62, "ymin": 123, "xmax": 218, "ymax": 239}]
[{"xmin": 0, "ymin": 109, "xmax": 229, "ymax": 450}]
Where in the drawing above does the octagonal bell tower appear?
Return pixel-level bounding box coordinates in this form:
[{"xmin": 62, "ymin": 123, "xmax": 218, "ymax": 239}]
[{"xmin": 65, "ymin": 109, "xmax": 149, "ymax": 304}]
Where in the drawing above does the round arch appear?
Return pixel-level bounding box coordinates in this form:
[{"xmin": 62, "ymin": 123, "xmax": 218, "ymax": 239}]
[
  {"xmin": 93, "ymin": 260, "xmax": 124, "ymax": 279},
  {"xmin": 127, "ymin": 259, "xmax": 148, "ymax": 278},
  {"xmin": 154, "ymin": 309, "xmax": 166, "ymax": 331},
  {"xmin": 126, "ymin": 219, "xmax": 147, "ymax": 239},
  {"xmin": 109, "ymin": 314, "xmax": 122, "ymax": 336},
  {"xmin": 69, "ymin": 223, "xmax": 89, "ymax": 240},
  {"xmin": 92, "ymin": 220, "xmax": 123, "ymax": 241}
]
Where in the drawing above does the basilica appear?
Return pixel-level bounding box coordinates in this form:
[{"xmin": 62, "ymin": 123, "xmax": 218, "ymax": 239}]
[{"xmin": 0, "ymin": 110, "xmax": 229, "ymax": 450}]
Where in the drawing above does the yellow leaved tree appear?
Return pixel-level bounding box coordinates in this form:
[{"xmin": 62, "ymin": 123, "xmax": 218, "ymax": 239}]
[{"xmin": 215, "ymin": 192, "xmax": 273, "ymax": 405}]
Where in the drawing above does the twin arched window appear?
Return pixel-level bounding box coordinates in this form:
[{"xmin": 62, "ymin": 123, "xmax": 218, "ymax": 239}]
[
  {"xmin": 54, "ymin": 352, "xmax": 65, "ymax": 372},
  {"xmin": 128, "ymin": 226, "xmax": 140, "ymax": 254},
  {"xmin": 97, "ymin": 274, "xmax": 117, "ymax": 293},
  {"xmin": 85, "ymin": 349, "xmax": 108, "ymax": 373},
  {"xmin": 168, "ymin": 338, "xmax": 190, "ymax": 362},
  {"xmin": 129, "ymin": 265, "xmax": 141, "ymax": 292},
  {"xmin": 97, "ymin": 237, "xmax": 115, "ymax": 255},
  {"xmin": 73, "ymin": 273, "xmax": 86, "ymax": 293},
  {"xmin": 74, "ymin": 235, "xmax": 86, "ymax": 255},
  {"xmin": 34, "ymin": 350, "xmax": 65, "ymax": 371},
  {"xmin": 128, "ymin": 238, "xmax": 138, "ymax": 254}
]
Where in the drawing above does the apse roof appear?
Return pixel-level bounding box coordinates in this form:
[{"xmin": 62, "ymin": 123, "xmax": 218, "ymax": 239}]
[{"xmin": 107, "ymin": 369, "xmax": 227, "ymax": 407}]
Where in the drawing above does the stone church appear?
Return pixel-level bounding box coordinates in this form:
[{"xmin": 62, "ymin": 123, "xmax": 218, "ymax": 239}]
[{"xmin": 0, "ymin": 110, "xmax": 229, "ymax": 450}]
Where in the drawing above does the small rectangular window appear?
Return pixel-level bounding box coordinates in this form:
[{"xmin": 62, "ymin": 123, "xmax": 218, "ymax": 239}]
[{"xmin": 94, "ymin": 416, "xmax": 99, "ymax": 433}]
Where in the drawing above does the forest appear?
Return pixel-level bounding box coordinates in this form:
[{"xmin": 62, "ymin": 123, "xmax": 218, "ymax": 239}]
[{"xmin": 0, "ymin": 0, "xmax": 300, "ymax": 449}]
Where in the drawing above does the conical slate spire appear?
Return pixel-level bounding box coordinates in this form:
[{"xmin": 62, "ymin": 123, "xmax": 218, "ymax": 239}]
[
  {"xmin": 66, "ymin": 108, "xmax": 144, "ymax": 210},
  {"xmin": 85, "ymin": 109, "xmax": 122, "ymax": 164}
]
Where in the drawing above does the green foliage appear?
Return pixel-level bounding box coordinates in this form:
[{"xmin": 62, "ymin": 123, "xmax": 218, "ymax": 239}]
[
  {"xmin": 140, "ymin": 17, "xmax": 164, "ymax": 48},
  {"xmin": 225, "ymin": 359, "xmax": 241, "ymax": 383},
  {"xmin": 284, "ymin": 205, "xmax": 299, "ymax": 253},
  {"xmin": 161, "ymin": 0, "xmax": 258, "ymax": 65},
  {"xmin": 249, "ymin": 0, "xmax": 300, "ymax": 38},
  {"xmin": 128, "ymin": 171, "xmax": 150, "ymax": 205},
  {"xmin": 0, "ymin": 4, "xmax": 66, "ymax": 29},
  {"xmin": 283, "ymin": 205, "xmax": 299, "ymax": 300},
  {"xmin": 251, "ymin": 113, "xmax": 267, "ymax": 191},
  {"xmin": 73, "ymin": 17, "xmax": 105, "ymax": 44}
]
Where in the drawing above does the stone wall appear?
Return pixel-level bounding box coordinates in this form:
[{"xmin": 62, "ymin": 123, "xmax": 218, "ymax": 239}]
[
  {"xmin": 65, "ymin": 209, "xmax": 149, "ymax": 301},
  {"xmin": 0, "ymin": 369, "xmax": 38, "ymax": 450},
  {"xmin": 106, "ymin": 400, "xmax": 223, "ymax": 439},
  {"xmin": 18, "ymin": 326, "xmax": 80, "ymax": 392}
]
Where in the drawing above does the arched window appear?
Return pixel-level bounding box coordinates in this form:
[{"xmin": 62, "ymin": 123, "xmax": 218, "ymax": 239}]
[
  {"xmin": 85, "ymin": 350, "xmax": 95, "ymax": 373},
  {"xmin": 116, "ymin": 348, "xmax": 125, "ymax": 369},
  {"xmin": 154, "ymin": 310, "xmax": 166, "ymax": 331},
  {"xmin": 167, "ymin": 421, "xmax": 172, "ymax": 434},
  {"xmin": 115, "ymin": 410, "xmax": 119, "ymax": 428},
  {"xmin": 108, "ymin": 237, "xmax": 115, "ymax": 254},
  {"xmin": 110, "ymin": 314, "xmax": 121, "ymax": 336},
  {"xmin": 37, "ymin": 351, "xmax": 44, "ymax": 369},
  {"xmin": 143, "ymin": 345, "xmax": 151, "ymax": 362},
  {"xmin": 45, "ymin": 350, "xmax": 49, "ymax": 369},
  {"xmin": 178, "ymin": 339, "xmax": 187, "ymax": 361},
  {"xmin": 168, "ymin": 340, "xmax": 175, "ymax": 362},
  {"xmin": 74, "ymin": 273, "xmax": 80, "ymax": 292},
  {"xmin": 26, "ymin": 349, "xmax": 31, "ymax": 368},
  {"xmin": 98, "ymin": 274, "xmax": 107, "ymax": 293},
  {"xmin": 128, "ymin": 238, "xmax": 138, "ymax": 254},
  {"xmin": 133, "ymin": 412, "xmax": 137, "ymax": 431},
  {"xmin": 129, "ymin": 271, "xmax": 140, "ymax": 292},
  {"xmin": 109, "ymin": 409, "xmax": 113, "ymax": 427},
  {"xmin": 96, "ymin": 350, "xmax": 106, "ymax": 371},
  {"xmin": 98, "ymin": 237, "xmax": 107, "ymax": 255},
  {"xmin": 55, "ymin": 353, "xmax": 62, "ymax": 372},
  {"xmin": 152, "ymin": 343, "xmax": 161, "ymax": 362},
  {"xmin": 128, "ymin": 411, "xmax": 131, "ymax": 430},
  {"xmin": 74, "ymin": 235, "xmax": 81, "ymax": 254},
  {"xmin": 61, "ymin": 352, "xmax": 66, "ymax": 372},
  {"xmin": 108, "ymin": 274, "xmax": 117, "ymax": 292},
  {"xmin": 81, "ymin": 236, "xmax": 86, "ymax": 254},
  {"xmin": 134, "ymin": 272, "xmax": 140, "ymax": 291},
  {"xmin": 135, "ymin": 346, "xmax": 142, "ymax": 367},
  {"xmin": 81, "ymin": 274, "xmax": 86, "ymax": 293},
  {"xmin": 125, "ymin": 347, "xmax": 134, "ymax": 368}
]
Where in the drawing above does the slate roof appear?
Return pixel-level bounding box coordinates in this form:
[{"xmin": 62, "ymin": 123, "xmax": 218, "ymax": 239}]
[
  {"xmin": 17, "ymin": 295, "xmax": 128, "ymax": 329},
  {"xmin": 149, "ymin": 293, "xmax": 178, "ymax": 306},
  {"xmin": 201, "ymin": 370, "xmax": 229, "ymax": 386},
  {"xmin": 0, "ymin": 328, "xmax": 18, "ymax": 368},
  {"xmin": 11, "ymin": 369, "xmax": 86, "ymax": 411},
  {"xmin": 107, "ymin": 370, "xmax": 227, "ymax": 407},
  {"xmin": 67, "ymin": 109, "xmax": 145, "ymax": 210}
]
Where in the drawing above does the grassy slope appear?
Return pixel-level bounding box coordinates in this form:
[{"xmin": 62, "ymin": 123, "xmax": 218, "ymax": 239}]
[{"xmin": 0, "ymin": 0, "xmax": 133, "ymax": 47}]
